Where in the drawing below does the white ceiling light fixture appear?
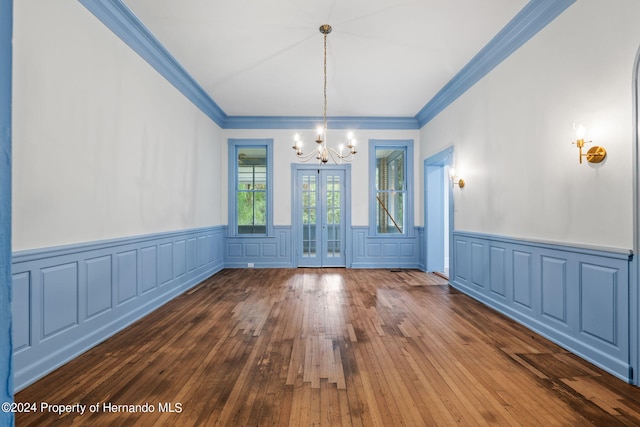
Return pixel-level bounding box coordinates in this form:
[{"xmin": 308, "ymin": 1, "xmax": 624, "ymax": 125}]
[{"xmin": 292, "ymin": 24, "xmax": 357, "ymax": 164}]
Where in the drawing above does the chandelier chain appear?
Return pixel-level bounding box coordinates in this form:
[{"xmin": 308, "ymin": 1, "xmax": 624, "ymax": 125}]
[{"xmin": 323, "ymin": 30, "xmax": 328, "ymax": 135}]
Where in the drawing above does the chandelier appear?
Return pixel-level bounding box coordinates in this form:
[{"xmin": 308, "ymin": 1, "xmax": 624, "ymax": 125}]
[{"xmin": 292, "ymin": 24, "xmax": 357, "ymax": 164}]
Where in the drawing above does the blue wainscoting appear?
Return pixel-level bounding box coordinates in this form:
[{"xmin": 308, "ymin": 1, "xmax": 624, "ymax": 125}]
[
  {"xmin": 451, "ymin": 231, "xmax": 632, "ymax": 382},
  {"xmin": 351, "ymin": 226, "xmax": 421, "ymax": 269},
  {"xmin": 11, "ymin": 226, "xmax": 225, "ymax": 391},
  {"xmin": 224, "ymin": 226, "xmax": 293, "ymax": 268}
]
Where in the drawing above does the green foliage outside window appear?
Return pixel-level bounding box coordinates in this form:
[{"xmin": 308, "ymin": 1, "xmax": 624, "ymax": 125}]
[{"xmin": 237, "ymin": 147, "xmax": 267, "ymax": 234}]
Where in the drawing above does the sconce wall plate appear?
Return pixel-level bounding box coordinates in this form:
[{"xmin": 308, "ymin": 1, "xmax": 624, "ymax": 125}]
[
  {"xmin": 585, "ymin": 146, "xmax": 606, "ymax": 163},
  {"xmin": 457, "ymin": 179, "xmax": 465, "ymax": 188}
]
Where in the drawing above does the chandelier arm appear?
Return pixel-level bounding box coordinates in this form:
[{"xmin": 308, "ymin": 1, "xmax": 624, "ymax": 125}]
[
  {"xmin": 296, "ymin": 151, "xmax": 321, "ymax": 163},
  {"xmin": 326, "ymin": 147, "xmax": 341, "ymax": 164},
  {"xmin": 326, "ymin": 146, "xmax": 354, "ymax": 163}
]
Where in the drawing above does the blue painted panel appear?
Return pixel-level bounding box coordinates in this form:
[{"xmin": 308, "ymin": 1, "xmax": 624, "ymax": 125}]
[
  {"xmin": 416, "ymin": 227, "xmax": 426, "ymax": 271},
  {"xmin": 214, "ymin": 232, "xmax": 225, "ymax": 263},
  {"xmin": 263, "ymin": 243, "xmax": 277, "ymax": 257},
  {"xmin": 42, "ymin": 263, "xmax": 78, "ymax": 338},
  {"xmin": 187, "ymin": 238, "xmax": 197, "ymax": 271},
  {"xmin": 383, "ymin": 243, "xmax": 398, "ymax": 257},
  {"xmin": 174, "ymin": 239, "xmax": 186, "ymax": 278},
  {"xmin": 12, "ymin": 272, "xmax": 31, "ymax": 352},
  {"xmin": 541, "ymin": 256, "xmax": 567, "ymax": 323},
  {"xmin": 197, "ymin": 236, "xmax": 208, "ymax": 267},
  {"xmin": 246, "ymin": 243, "xmax": 260, "ymax": 258},
  {"xmin": 141, "ymin": 246, "xmax": 157, "ymax": 293},
  {"xmin": 490, "ymin": 246, "xmax": 506, "ymax": 297},
  {"xmin": 278, "ymin": 231, "xmax": 287, "ymax": 257},
  {"xmin": 158, "ymin": 243, "xmax": 173, "ymax": 286},
  {"xmin": 471, "ymin": 242, "xmax": 485, "ymax": 287},
  {"xmin": 117, "ymin": 250, "xmax": 137, "ymax": 303},
  {"xmin": 580, "ymin": 263, "xmax": 617, "ymax": 345},
  {"xmin": 513, "ymin": 251, "xmax": 532, "ymax": 308},
  {"xmin": 356, "ymin": 231, "xmax": 366, "ymax": 258},
  {"xmin": 368, "ymin": 244, "xmax": 382, "ymax": 257},
  {"xmin": 400, "ymin": 243, "xmax": 414, "ymax": 257},
  {"xmin": 207, "ymin": 235, "xmax": 216, "ymax": 263},
  {"xmin": 228, "ymin": 243, "xmax": 243, "ymax": 258},
  {"xmin": 86, "ymin": 255, "xmax": 112, "ymax": 318},
  {"xmin": 455, "ymin": 239, "xmax": 469, "ymax": 281}
]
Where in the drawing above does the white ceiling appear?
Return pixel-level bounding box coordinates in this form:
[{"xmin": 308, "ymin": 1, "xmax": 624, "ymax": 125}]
[{"xmin": 124, "ymin": 0, "xmax": 527, "ymax": 118}]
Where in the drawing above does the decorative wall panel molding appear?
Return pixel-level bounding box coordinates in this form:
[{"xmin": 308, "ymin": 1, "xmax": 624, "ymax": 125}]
[
  {"xmin": 224, "ymin": 226, "xmax": 293, "ymax": 268},
  {"xmin": 451, "ymin": 231, "xmax": 632, "ymax": 382},
  {"xmin": 12, "ymin": 226, "xmax": 225, "ymax": 391},
  {"xmin": 351, "ymin": 226, "xmax": 421, "ymax": 269}
]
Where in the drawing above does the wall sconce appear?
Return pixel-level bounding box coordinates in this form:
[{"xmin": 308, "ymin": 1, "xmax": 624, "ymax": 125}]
[
  {"xmin": 450, "ymin": 168, "xmax": 465, "ymax": 188},
  {"xmin": 572, "ymin": 122, "xmax": 606, "ymax": 164}
]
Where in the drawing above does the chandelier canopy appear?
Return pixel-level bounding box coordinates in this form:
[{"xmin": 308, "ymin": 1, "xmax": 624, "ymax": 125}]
[{"xmin": 292, "ymin": 24, "xmax": 357, "ymax": 164}]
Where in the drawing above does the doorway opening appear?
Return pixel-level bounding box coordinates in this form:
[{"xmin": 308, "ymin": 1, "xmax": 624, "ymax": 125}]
[{"xmin": 424, "ymin": 147, "xmax": 454, "ymax": 278}]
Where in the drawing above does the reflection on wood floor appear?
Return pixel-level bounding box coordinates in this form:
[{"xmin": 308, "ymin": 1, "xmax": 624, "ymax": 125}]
[{"xmin": 16, "ymin": 268, "xmax": 640, "ymax": 426}]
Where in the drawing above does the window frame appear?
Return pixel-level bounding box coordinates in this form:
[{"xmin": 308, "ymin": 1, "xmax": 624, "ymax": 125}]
[
  {"xmin": 369, "ymin": 139, "xmax": 414, "ymax": 237},
  {"xmin": 228, "ymin": 138, "xmax": 274, "ymax": 237}
]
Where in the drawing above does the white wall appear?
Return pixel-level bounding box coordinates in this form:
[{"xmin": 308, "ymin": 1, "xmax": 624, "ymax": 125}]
[
  {"xmin": 222, "ymin": 128, "xmax": 421, "ymax": 227},
  {"xmin": 12, "ymin": 0, "xmax": 224, "ymax": 251},
  {"xmin": 420, "ymin": 0, "xmax": 640, "ymax": 250}
]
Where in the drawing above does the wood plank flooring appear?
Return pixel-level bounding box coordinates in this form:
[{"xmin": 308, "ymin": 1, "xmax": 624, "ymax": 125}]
[{"xmin": 15, "ymin": 268, "xmax": 640, "ymax": 426}]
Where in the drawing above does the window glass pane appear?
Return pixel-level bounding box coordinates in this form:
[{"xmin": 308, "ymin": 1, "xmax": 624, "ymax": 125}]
[
  {"xmin": 376, "ymin": 191, "xmax": 404, "ymax": 233},
  {"xmin": 375, "ymin": 147, "xmax": 405, "ymax": 234},
  {"xmin": 253, "ymin": 192, "xmax": 266, "ymax": 225},
  {"xmin": 237, "ymin": 147, "xmax": 267, "ymax": 189},
  {"xmin": 375, "ymin": 149, "xmax": 404, "ymax": 191},
  {"xmin": 236, "ymin": 145, "xmax": 267, "ymax": 234}
]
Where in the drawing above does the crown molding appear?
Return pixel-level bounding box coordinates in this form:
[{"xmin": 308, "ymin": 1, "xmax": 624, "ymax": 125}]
[
  {"xmin": 224, "ymin": 116, "xmax": 420, "ymax": 130},
  {"xmin": 79, "ymin": 0, "xmax": 228, "ymax": 127},
  {"xmin": 415, "ymin": 0, "xmax": 576, "ymax": 127}
]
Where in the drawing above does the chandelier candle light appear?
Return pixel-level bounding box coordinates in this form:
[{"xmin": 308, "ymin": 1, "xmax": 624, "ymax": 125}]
[{"xmin": 293, "ymin": 24, "xmax": 357, "ymax": 164}]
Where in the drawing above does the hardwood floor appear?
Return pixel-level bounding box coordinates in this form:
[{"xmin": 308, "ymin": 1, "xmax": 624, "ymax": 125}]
[{"xmin": 15, "ymin": 268, "xmax": 640, "ymax": 426}]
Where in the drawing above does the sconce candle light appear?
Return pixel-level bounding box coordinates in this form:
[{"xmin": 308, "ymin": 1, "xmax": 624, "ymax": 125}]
[
  {"xmin": 572, "ymin": 122, "xmax": 606, "ymax": 164},
  {"xmin": 450, "ymin": 168, "xmax": 465, "ymax": 188}
]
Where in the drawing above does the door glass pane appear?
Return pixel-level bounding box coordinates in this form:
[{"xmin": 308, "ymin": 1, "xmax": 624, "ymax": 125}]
[
  {"xmin": 302, "ymin": 175, "xmax": 317, "ymax": 258},
  {"xmin": 326, "ymin": 175, "xmax": 341, "ymax": 258}
]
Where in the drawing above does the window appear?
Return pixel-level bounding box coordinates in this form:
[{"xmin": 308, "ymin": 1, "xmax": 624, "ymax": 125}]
[
  {"xmin": 228, "ymin": 139, "xmax": 273, "ymax": 236},
  {"xmin": 369, "ymin": 140, "xmax": 413, "ymax": 236}
]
